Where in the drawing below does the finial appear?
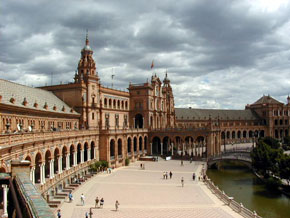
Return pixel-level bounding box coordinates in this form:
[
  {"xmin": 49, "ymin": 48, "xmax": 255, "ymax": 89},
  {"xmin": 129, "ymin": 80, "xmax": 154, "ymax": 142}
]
[{"xmin": 85, "ymin": 29, "xmax": 89, "ymax": 45}]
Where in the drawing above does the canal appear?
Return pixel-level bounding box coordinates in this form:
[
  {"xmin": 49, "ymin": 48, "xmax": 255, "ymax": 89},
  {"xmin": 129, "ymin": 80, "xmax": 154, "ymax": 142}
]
[{"xmin": 207, "ymin": 163, "xmax": 290, "ymax": 218}]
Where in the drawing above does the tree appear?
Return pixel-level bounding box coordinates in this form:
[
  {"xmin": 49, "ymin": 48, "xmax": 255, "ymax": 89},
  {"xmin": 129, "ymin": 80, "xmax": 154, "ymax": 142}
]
[
  {"xmin": 261, "ymin": 137, "xmax": 280, "ymax": 149},
  {"xmin": 251, "ymin": 139, "xmax": 283, "ymax": 177},
  {"xmin": 279, "ymin": 154, "xmax": 290, "ymax": 185}
]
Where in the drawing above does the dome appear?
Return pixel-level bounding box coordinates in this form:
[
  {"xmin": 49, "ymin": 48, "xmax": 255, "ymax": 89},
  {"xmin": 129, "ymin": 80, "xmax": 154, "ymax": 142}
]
[{"xmin": 83, "ymin": 45, "xmax": 92, "ymax": 51}]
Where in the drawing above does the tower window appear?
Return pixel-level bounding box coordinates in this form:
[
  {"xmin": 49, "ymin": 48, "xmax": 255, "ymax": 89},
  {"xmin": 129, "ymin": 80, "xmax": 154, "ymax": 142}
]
[{"xmin": 92, "ymin": 112, "xmax": 95, "ymax": 120}]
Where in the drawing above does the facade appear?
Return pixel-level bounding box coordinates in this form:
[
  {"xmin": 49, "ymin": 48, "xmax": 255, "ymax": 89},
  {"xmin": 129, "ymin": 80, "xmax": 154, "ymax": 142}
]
[{"xmin": 1, "ymin": 34, "xmax": 290, "ymax": 201}]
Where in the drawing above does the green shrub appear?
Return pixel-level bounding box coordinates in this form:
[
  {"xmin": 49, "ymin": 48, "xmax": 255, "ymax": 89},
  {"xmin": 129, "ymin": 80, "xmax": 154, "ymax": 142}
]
[
  {"xmin": 125, "ymin": 158, "xmax": 130, "ymax": 166},
  {"xmin": 265, "ymin": 177, "xmax": 281, "ymax": 191}
]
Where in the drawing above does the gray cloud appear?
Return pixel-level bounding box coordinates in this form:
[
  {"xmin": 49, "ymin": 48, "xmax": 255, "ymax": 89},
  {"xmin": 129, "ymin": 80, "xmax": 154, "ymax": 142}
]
[{"xmin": 1, "ymin": 0, "xmax": 290, "ymax": 108}]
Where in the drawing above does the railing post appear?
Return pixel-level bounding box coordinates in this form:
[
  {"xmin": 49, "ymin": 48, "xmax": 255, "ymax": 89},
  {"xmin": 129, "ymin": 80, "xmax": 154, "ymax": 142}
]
[
  {"xmin": 253, "ymin": 211, "xmax": 257, "ymax": 218},
  {"xmin": 228, "ymin": 196, "xmax": 234, "ymax": 206},
  {"xmin": 239, "ymin": 203, "xmax": 243, "ymax": 213}
]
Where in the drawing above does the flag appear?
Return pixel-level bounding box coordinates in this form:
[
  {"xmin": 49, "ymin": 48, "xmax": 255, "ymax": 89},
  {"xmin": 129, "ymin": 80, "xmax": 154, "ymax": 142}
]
[{"xmin": 151, "ymin": 60, "xmax": 154, "ymax": 69}]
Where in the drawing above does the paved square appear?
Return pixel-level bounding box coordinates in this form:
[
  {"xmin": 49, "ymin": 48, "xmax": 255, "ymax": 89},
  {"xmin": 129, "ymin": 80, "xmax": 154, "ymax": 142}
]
[{"xmin": 59, "ymin": 159, "xmax": 242, "ymax": 218}]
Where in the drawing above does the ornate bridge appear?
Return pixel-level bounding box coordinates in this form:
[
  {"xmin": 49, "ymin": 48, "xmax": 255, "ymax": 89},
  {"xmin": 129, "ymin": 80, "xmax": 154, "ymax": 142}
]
[{"xmin": 207, "ymin": 148, "xmax": 252, "ymax": 168}]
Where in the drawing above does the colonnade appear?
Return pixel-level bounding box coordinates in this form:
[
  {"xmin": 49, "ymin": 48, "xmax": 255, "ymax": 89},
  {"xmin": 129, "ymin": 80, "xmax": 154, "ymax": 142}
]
[{"xmin": 30, "ymin": 145, "xmax": 96, "ymax": 185}]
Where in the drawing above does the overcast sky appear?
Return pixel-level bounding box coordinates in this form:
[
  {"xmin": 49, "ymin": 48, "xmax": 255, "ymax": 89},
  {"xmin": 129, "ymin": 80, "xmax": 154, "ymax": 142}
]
[{"xmin": 1, "ymin": 0, "xmax": 290, "ymax": 109}]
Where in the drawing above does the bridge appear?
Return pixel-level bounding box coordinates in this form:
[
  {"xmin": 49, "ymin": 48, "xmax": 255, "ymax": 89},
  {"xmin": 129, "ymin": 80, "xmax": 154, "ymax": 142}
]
[{"xmin": 207, "ymin": 148, "xmax": 252, "ymax": 168}]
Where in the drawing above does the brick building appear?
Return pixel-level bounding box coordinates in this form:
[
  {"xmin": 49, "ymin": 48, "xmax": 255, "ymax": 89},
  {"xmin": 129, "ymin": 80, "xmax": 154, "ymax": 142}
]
[{"xmin": 0, "ymin": 34, "xmax": 289, "ymax": 201}]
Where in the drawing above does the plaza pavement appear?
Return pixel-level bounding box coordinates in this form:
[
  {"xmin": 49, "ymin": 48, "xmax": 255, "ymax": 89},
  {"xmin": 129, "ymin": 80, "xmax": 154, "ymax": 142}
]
[{"xmin": 58, "ymin": 159, "xmax": 243, "ymax": 218}]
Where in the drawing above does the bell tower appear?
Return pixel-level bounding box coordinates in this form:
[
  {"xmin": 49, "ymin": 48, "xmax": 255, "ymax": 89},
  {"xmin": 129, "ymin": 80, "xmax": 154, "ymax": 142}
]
[
  {"xmin": 74, "ymin": 31, "xmax": 100, "ymax": 129},
  {"xmin": 162, "ymin": 71, "xmax": 175, "ymax": 127},
  {"xmin": 74, "ymin": 30, "xmax": 98, "ymax": 83}
]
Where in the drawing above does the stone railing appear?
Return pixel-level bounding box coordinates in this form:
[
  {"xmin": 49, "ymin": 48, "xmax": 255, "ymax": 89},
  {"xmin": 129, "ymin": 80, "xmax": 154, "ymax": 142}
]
[
  {"xmin": 0, "ymin": 129, "xmax": 98, "ymax": 148},
  {"xmin": 39, "ymin": 160, "xmax": 94, "ymax": 194},
  {"xmin": 101, "ymin": 128, "xmax": 148, "ymax": 134},
  {"xmin": 15, "ymin": 172, "xmax": 54, "ymax": 218},
  {"xmin": 204, "ymin": 178, "xmax": 262, "ymax": 218}
]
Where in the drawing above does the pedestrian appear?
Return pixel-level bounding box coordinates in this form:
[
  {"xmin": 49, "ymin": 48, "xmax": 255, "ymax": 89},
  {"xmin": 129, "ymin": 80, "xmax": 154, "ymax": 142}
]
[
  {"xmin": 163, "ymin": 172, "xmax": 166, "ymax": 179},
  {"xmin": 181, "ymin": 177, "xmax": 184, "ymax": 187},
  {"xmin": 115, "ymin": 200, "xmax": 120, "ymax": 211},
  {"xmin": 57, "ymin": 209, "xmax": 61, "ymax": 218},
  {"xmin": 81, "ymin": 193, "xmax": 85, "ymax": 206},
  {"xmin": 69, "ymin": 192, "xmax": 73, "ymax": 202},
  {"xmin": 140, "ymin": 163, "xmax": 143, "ymax": 169},
  {"xmin": 143, "ymin": 163, "xmax": 145, "ymax": 170},
  {"xmin": 192, "ymin": 173, "xmax": 195, "ymax": 181},
  {"xmin": 85, "ymin": 212, "xmax": 89, "ymax": 218},
  {"xmin": 100, "ymin": 197, "xmax": 104, "ymax": 208},
  {"xmin": 181, "ymin": 160, "xmax": 183, "ymax": 166},
  {"xmin": 165, "ymin": 172, "xmax": 168, "ymax": 179},
  {"xmin": 95, "ymin": 196, "xmax": 99, "ymax": 208},
  {"xmin": 169, "ymin": 171, "xmax": 172, "ymax": 179},
  {"xmin": 190, "ymin": 157, "xmax": 192, "ymax": 163}
]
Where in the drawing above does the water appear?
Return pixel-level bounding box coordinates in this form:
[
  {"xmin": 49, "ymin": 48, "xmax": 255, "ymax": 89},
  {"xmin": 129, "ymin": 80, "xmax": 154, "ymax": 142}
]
[{"xmin": 207, "ymin": 164, "xmax": 290, "ymax": 218}]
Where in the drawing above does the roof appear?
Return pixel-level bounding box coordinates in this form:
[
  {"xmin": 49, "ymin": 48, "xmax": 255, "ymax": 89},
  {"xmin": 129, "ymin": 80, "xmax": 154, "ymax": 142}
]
[
  {"xmin": 0, "ymin": 79, "xmax": 79, "ymax": 115},
  {"xmin": 251, "ymin": 95, "xmax": 283, "ymax": 105},
  {"xmin": 175, "ymin": 108, "xmax": 260, "ymax": 121}
]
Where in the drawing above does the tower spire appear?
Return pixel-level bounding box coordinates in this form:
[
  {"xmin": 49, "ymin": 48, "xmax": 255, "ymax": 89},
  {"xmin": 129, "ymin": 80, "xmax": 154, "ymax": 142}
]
[{"xmin": 86, "ymin": 29, "xmax": 89, "ymax": 46}]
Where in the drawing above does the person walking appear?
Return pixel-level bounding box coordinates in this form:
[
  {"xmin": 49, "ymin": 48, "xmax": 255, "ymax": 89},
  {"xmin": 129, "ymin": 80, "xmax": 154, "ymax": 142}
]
[
  {"xmin": 100, "ymin": 197, "xmax": 104, "ymax": 208},
  {"xmin": 115, "ymin": 200, "xmax": 120, "ymax": 211},
  {"xmin": 165, "ymin": 172, "xmax": 168, "ymax": 179},
  {"xmin": 181, "ymin": 160, "xmax": 183, "ymax": 166},
  {"xmin": 169, "ymin": 171, "xmax": 173, "ymax": 179},
  {"xmin": 181, "ymin": 177, "xmax": 184, "ymax": 187},
  {"xmin": 69, "ymin": 192, "xmax": 73, "ymax": 202},
  {"xmin": 85, "ymin": 212, "xmax": 89, "ymax": 218},
  {"xmin": 192, "ymin": 173, "xmax": 195, "ymax": 181},
  {"xmin": 95, "ymin": 196, "xmax": 99, "ymax": 208},
  {"xmin": 163, "ymin": 172, "xmax": 166, "ymax": 179},
  {"xmin": 81, "ymin": 193, "xmax": 85, "ymax": 206},
  {"xmin": 57, "ymin": 209, "xmax": 61, "ymax": 218}
]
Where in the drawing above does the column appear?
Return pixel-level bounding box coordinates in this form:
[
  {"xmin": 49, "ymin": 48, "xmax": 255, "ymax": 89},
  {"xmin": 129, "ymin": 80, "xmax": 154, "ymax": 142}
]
[
  {"xmin": 58, "ymin": 157, "xmax": 62, "ymax": 174},
  {"xmin": 150, "ymin": 143, "xmax": 153, "ymax": 155},
  {"xmin": 40, "ymin": 163, "xmax": 44, "ymax": 184},
  {"xmin": 88, "ymin": 149, "xmax": 91, "ymax": 161},
  {"xmin": 81, "ymin": 150, "xmax": 84, "ymax": 163},
  {"xmin": 92, "ymin": 147, "xmax": 96, "ymax": 159},
  {"xmin": 2, "ymin": 185, "xmax": 8, "ymax": 218},
  {"xmin": 49, "ymin": 160, "xmax": 54, "ymax": 179},
  {"xmin": 160, "ymin": 143, "xmax": 163, "ymax": 155},
  {"xmin": 171, "ymin": 143, "xmax": 174, "ymax": 156},
  {"xmin": 133, "ymin": 118, "xmax": 135, "ymax": 128},
  {"xmin": 66, "ymin": 154, "xmax": 70, "ymax": 170},
  {"xmin": 31, "ymin": 166, "xmax": 35, "ymax": 184},
  {"xmin": 142, "ymin": 117, "xmax": 144, "ymax": 128},
  {"xmin": 43, "ymin": 163, "xmax": 46, "ymax": 183},
  {"xmin": 182, "ymin": 143, "xmax": 185, "ymax": 155},
  {"xmin": 73, "ymin": 152, "xmax": 77, "ymax": 166}
]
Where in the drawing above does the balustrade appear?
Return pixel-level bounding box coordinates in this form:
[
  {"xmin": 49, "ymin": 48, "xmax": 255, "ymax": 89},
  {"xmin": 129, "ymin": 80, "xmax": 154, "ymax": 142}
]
[{"xmin": 204, "ymin": 178, "xmax": 262, "ymax": 218}]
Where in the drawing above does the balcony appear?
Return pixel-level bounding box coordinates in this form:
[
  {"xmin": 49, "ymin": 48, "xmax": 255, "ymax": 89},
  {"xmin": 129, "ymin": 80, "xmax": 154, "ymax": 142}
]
[{"xmin": 0, "ymin": 129, "xmax": 99, "ymax": 148}]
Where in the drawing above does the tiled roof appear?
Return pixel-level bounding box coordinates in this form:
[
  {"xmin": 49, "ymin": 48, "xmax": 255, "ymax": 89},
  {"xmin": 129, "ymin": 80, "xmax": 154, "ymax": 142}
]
[
  {"xmin": 0, "ymin": 79, "xmax": 79, "ymax": 115},
  {"xmin": 175, "ymin": 108, "xmax": 260, "ymax": 121},
  {"xmin": 251, "ymin": 95, "xmax": 283, "ymax": 105}
]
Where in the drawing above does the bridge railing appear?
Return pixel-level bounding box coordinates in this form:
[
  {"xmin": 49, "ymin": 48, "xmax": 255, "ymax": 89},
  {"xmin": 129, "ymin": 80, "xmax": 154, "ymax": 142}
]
[{"xmin": 204, "ymin": 178, "xmax": 261, "ymax": 218}]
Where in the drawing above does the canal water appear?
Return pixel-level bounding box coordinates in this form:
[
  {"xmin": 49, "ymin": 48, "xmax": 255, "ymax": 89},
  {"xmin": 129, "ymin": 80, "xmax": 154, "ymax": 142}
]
[{"xmin": 207, "ymin": 164, "xmax": 290, "ymax": 218}]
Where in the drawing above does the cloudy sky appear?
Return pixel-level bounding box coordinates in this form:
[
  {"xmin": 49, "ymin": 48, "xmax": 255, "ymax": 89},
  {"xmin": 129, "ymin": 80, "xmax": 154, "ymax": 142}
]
[{"xmin": 1, "ymin": 0, "xmax": 290, "ymax": 109}]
